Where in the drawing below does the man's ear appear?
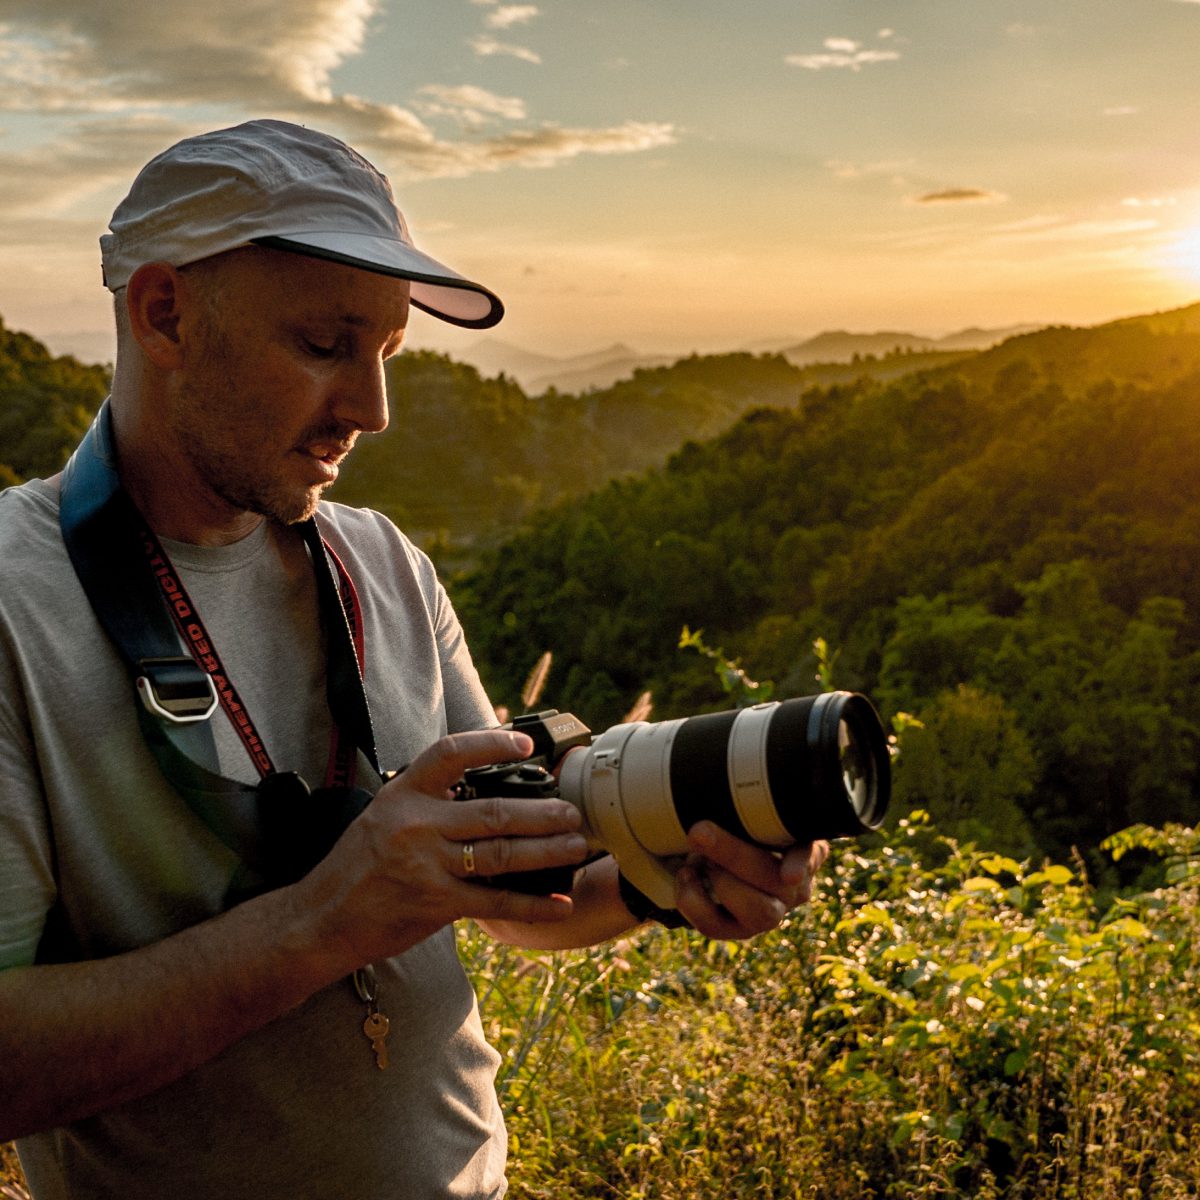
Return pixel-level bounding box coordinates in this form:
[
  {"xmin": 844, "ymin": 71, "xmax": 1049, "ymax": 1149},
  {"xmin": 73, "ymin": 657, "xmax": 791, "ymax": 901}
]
[{"xmin": 124, "ymin": 262, "xmax": 189, "ymax": 370}]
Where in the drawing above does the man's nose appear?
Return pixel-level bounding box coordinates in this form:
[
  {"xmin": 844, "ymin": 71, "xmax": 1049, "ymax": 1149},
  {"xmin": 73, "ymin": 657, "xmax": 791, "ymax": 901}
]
[{"xmin": 333, "ymin": 359, "xmax": 390, "ymax": 434}]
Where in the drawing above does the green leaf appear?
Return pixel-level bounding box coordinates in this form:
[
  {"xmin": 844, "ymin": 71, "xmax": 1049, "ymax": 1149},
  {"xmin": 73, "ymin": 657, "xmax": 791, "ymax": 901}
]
[
  {"xmin": 1026, "ymin": 865, "xmax": 1073, "ymax": 886},
  {"xmin": 1004, "ymin": 1049, "xmax": 1029, "ymax": 1076},
  {"xmin": 1102, "ymin": 916, "xmax": 1152, "ymax": 941},
  {"xmin": 962, "ymin": 876, "xmax": 1004, "ymax": 893},
  {"xmin": 980, "ymin": 854, "xmax": 1022, "ymax": 876}
]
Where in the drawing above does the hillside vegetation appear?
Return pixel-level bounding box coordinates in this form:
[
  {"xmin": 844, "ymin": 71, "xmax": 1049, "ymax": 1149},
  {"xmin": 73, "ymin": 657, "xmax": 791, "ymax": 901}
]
[
  {"xmin": 5, "ymin": 304, "xmax": 1200, "ymax": 861},
  {"xmin": 329, "ymin": 346, "xmax": 971, "ymax": 543},
  {"xmin": 454, "ymin": 305, "xmax": 1200, "ymax": 863},
  {"xmin": 0, "ymin": 318, "xmax": 108, "ymax": 485}
]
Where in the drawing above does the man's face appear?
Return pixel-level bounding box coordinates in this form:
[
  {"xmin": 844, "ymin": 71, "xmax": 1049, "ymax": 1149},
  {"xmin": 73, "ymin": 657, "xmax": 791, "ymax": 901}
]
[{"xmin": 169, "ymin": 247, "xmax": 410, "ymax": 528}]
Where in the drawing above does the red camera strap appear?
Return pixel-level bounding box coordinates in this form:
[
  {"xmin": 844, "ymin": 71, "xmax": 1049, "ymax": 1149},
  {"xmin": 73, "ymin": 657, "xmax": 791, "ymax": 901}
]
[{"xmin": 139, "ymin": 522, "xmax": 366, "ymax": 789}]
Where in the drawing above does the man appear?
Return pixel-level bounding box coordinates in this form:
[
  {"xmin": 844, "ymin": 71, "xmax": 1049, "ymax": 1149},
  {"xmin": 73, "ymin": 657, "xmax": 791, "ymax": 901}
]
[{"xmin": 0, "ymin": 120, "xmax": 824, "ymax": 1198}]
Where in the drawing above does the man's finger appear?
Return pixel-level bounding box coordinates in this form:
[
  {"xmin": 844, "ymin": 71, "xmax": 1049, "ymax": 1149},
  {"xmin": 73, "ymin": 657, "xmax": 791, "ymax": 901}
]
[
  {"xmin": 389, "ymin": 730, "xmax": 534, "ymax": 797},
  {"xmin": 685, "ymin": 821, "xmax": 785, "ymax": 896},
  {"xmin": 439, "ymin": 794, "xmax": 582, "ymax": 840},
  {"xmin": 467, "ymin": 884, "xmax": 576, "ymax": 924},
  {"xmin": 449, "ymin": 832, "xmax": 588, "ymax": 879},
  {"xmin": 779, "ymin": 841, "xmax": 829, "ymax": 901},
  {"xmin": 676, "ymin": 863, "xmax": 786, "ymax": 938}
]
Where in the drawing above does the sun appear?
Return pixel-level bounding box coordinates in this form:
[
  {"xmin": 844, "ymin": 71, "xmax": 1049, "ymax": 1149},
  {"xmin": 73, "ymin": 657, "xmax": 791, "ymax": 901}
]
[{"xmin": 1165, "ymin": 225, "xmax": 1200, "ymax": 286}]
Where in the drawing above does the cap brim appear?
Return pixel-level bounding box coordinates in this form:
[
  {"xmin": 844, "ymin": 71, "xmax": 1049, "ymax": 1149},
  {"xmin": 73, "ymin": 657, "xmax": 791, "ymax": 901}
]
[{"xmin": 252, "ymin": 232, "xmax": 504, "ymax": 329}]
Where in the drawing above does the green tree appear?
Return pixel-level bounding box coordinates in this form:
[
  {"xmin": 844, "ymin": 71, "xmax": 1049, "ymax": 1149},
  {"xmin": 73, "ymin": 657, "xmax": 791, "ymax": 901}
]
[
  {"xmin": 0, "ymin": 319, "xmax": 109, "ymax": 482},
  {"xmin": 893, "ymin": 684, "xmax": 1039, "ymax": 855}
]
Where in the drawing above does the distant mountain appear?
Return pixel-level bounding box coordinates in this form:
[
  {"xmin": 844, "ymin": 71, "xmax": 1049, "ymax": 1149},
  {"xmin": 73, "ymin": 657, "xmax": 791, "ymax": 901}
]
[
  {"xmin": 781, "ymin": 324, "xmax": 1041, "ymax": 366},
  {"xmin": 452, "ymin": 337, "xmax": 567, "ymax": 384},
  {"xmin": 933, "ymin": 324, "xmax": 1040, "ymax": 351},
  {"xmin": 527, "ymin": 350, "xmax": 676, "ymax": 394},
  {"xmin": 39, "ymin": 321, "xmax": 1044, "ymax": 386},
  {"xmin": 456, "ymin": 325, "xmax": 1045, "ymax": 391},
  {"xmin": 784, "ymin": 330, "xmax": 937, "ymax": 363},
  {"xmin": 454, "ymin": 338, "xmax": 674, "ymax": 393}
]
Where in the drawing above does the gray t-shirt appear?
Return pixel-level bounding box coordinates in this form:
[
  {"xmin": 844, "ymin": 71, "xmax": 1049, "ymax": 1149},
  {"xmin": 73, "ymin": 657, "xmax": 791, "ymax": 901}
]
[{"xmin": 0, "ymin": 478, "xmax": 508, "ymax": 1198}]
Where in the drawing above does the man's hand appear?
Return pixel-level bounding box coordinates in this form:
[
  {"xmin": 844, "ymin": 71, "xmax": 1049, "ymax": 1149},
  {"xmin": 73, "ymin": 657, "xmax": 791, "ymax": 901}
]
[
  {"xmin": 673, "ymin": 822, "xmax": 829, "ymax": 940},
  {"xmin": 294, "ymin": 728, "xmax": 590, "ymax": 972},
  {"xmin": 484, "ymin": 824, "xmax": 830, "ymax": 952}
]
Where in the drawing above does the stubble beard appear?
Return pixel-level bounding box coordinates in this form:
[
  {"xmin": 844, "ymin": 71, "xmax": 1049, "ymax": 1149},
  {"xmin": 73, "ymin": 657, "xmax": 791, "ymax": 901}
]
[
  {"xmin": 172, "ymin": 330, "xmax": 334, "ymax": 528},
  {"xmin": 173, "ymin": 403, "xmax": 333, "ymax": 526}
]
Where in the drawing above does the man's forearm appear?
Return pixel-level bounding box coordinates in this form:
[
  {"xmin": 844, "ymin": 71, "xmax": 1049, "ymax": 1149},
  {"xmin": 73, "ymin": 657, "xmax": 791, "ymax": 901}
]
[{"xmin": 0, "ymin": 882, "xmax": 339, "ymax": 1143}]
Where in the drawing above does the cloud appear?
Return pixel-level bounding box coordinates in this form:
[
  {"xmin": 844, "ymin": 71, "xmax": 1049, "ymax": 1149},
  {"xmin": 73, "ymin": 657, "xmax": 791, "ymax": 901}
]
[
  {"xmin": 994, "ymin": 217, "xmax": 1159, "ymax": 244},
  {"xmin": 826, "ymin": 157, "xmax": 912, "ymax": 182},
  {"xmin": 456, "ymin": 121, "xmax": 676, "ymax": 171},
  {"xmin": 1121, "ymin": 196, "xmax": 1176, "ymax": 208},
  {"xmin": 910, "ymin": 188, "xmax": 1006, "ymax": 205},
  {"xmin": 471, "ymin": 35, "xmax": 541, "ymax": 63},
  {"xmin": 417, "ymin": 84, "xmax": 527, "ymax": 127},
  {"xmin": 1103, "ymin": 105, "xmax": 1139, "ymax": 116},
  {"xmin": 0, "ymin": 3, "xmax": 673, "ymax": 185},
  {"xmin": 866, "ymin": 210, "xmax": 1167, "ymax": 280},
  {"xmin": 786, "ymin": 35, "xmax": 900, "ymax": 71},
  {"xmin": 485, "ymin": 5, "xmax": 538, "ymax": 30},
  {"xmin": 0, "ymin": 120, "xmax": 182, "ymax": 217},
  {"xmin": 0, "ymin": 0, "xmax": 382, "ymax": 110},
  {"xmin": 826, "ymin": 157, "xmax": 913, "ymax": 193}
]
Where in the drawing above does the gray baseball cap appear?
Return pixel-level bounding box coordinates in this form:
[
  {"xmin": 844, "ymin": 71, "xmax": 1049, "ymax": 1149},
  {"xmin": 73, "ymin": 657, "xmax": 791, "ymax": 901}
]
[{"xmin": 100, "ymin": 119, "xmax": 504, "ymax": 329}]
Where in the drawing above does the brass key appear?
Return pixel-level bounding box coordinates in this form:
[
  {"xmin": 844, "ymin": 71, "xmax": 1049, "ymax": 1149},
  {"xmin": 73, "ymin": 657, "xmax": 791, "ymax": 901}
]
[{"xmin": 363, "ymin": 1009, "xmax": 390, "ymax": 1070}]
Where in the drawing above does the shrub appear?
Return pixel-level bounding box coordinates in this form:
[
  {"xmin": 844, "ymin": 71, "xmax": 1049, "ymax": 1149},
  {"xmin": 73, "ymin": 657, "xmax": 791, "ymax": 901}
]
[{"xmin": 460, "ymin": 817, "xmax": 1200, "ymax": 1198}]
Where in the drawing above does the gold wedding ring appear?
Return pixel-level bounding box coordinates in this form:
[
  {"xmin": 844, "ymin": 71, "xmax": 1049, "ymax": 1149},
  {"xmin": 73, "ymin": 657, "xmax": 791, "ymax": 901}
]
[{"xmin": 462, "ymin": 841, "xmax": 477, "ymax": 876}]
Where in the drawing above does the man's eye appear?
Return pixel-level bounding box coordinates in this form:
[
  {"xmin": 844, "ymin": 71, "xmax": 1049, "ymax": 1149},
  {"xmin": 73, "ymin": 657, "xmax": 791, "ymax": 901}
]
[{"xmin": 303, "ymin": 338, "xmax": 338, "ymax": 358}]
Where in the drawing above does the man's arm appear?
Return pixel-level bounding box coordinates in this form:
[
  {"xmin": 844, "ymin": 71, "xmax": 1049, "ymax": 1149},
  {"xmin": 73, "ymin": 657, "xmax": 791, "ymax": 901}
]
[
  {"xmin": 0, "ymin": 729, "xmax": 587, "ymax": 1143},
  {"xmin": 480, "ymin": 823, "xmax": 829, "ymax": 950},
  {"xmin": 0, "ymin": 881, "xmax": 334, "ymax": 1142}
]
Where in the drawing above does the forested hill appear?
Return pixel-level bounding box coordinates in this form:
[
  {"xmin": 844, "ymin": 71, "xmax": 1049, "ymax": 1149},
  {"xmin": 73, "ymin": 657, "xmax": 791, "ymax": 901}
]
[
  {"xmin": 0, "ymin": 318, "xmax": 109, "ymax": 486},
  {"xmin": 453, "ymin": 302, "xmax": 1200, "ymax": 862},
  {"xmin": 4, "ymin": 300, "xmax": 1200, "ymax": 858},
  {"xmin": 328, "ymin": 343, "xmax": 973, "ymax": 542}
]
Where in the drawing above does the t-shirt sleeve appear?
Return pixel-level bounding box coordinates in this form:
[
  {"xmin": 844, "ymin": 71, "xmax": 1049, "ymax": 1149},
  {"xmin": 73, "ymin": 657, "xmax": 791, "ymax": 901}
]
[
  {"xmin": 426, "ymin": 567, "xmax": 498, "ymax": 736},
  {"xmin": 0, "ymin": 632, "xmax": 57, "ymax": 970}
]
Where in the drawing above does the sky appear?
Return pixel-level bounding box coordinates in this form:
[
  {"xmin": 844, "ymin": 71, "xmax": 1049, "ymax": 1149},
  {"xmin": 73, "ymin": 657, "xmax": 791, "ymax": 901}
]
[{"xmin": 2, "ymin": 0, "xmax": 1200, "ymax": 362}]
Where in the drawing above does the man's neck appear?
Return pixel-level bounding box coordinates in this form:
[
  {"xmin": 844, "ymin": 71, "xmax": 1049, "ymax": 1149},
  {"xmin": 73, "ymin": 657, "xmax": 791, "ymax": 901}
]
[{"xmin": 109, "ymin": 390, "xmax": 265, "ymax": 547}]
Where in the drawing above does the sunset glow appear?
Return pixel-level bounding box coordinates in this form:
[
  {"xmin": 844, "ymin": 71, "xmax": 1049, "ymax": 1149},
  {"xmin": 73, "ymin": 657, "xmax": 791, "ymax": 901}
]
[
  {"xmin": 1166, "ymin": 227, "xmax": 1200, "ymax": 287},
  {"xmin": 0, "ymin": 1, "xmax": 1197, "ymax": 361}
]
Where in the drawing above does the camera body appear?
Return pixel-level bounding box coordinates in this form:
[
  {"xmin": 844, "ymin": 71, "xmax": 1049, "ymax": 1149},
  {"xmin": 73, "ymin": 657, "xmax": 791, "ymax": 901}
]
[
  {"xmin": 456, "ymin": 695, "xmax": 890, "ymax": 909},
  {"xmin": 454, "ymin": 710, "xmax": 594, "ymax": 895}
]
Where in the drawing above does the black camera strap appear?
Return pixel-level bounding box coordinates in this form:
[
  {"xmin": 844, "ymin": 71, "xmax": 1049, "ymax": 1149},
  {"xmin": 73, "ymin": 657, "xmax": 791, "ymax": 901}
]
[{"xmin": 58, "ymin": 401, "xmax": 382, "ymax": 893}]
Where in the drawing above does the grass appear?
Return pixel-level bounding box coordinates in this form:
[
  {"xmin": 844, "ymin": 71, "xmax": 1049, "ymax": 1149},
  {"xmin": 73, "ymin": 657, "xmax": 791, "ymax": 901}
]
[{"xmin": 6, "ymin": 816, "xmax": 1200, "ymax": 1197}]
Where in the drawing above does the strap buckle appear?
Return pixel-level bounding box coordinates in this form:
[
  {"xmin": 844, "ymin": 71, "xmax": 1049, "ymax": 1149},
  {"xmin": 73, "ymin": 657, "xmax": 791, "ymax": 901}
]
[{"xmin": 136, "ymin": 656, "xmax": 218, "ymax": 724}]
